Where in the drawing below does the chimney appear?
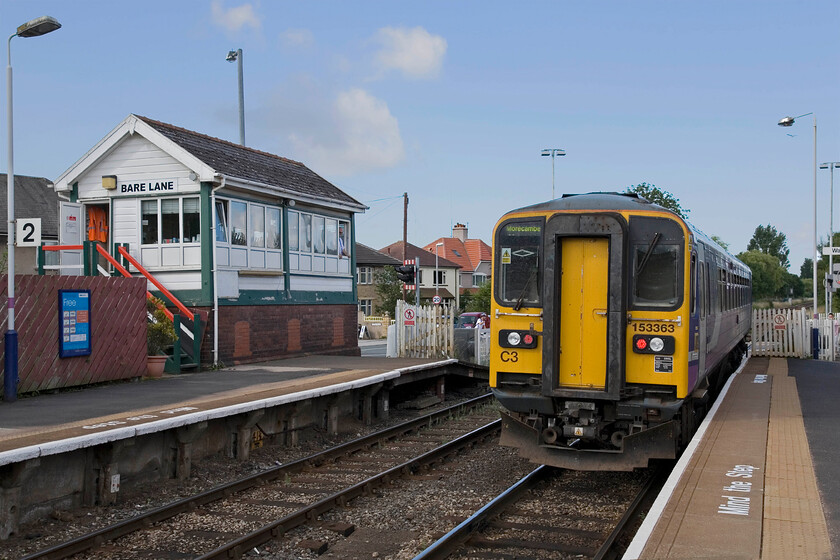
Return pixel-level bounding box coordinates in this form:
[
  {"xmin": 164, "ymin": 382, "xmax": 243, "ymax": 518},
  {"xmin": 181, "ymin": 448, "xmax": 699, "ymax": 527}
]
[{"xmin": 452, "ymin": 223, "xmax": 468, "ymax": 242}]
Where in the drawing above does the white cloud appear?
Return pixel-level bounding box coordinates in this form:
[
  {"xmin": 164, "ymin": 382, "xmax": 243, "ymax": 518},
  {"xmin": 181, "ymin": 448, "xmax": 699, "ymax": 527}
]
[
  {"xmin": 280, "ymin": 28, "xmax": 314, "ymax": 49},
  {"xmin": 286, "ymin": 88, "xmax": 404, "ymax": 176},
  {"xmin": 374, "ymin": 26, "xmax": 447, "ymax": 79},
  {"xmin": 211, "ymin": 1, "xmax": 261, "ymax": 35}
]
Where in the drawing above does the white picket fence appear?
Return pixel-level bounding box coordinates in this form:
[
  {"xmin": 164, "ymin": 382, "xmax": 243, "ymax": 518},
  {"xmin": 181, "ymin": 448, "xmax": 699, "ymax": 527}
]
[
  {"xmin": 751, "ymin": 308, "xmax": 811, "ymax": 358},
  {"xmin": 394, "ymin": 300, "xmax": 454, "ymax": 359}
]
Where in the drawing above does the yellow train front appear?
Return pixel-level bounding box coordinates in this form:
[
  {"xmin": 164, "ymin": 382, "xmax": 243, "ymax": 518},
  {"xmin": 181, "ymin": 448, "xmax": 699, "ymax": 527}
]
[{"xmin": 491, "ymin": 192, "xmax": 750, "ymax": 471}]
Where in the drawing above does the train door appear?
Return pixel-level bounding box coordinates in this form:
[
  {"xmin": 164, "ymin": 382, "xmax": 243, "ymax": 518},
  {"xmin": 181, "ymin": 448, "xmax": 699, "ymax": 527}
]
[{"xmin": 557, "ymin": 237, "xmax": 609, "ymax": 389}]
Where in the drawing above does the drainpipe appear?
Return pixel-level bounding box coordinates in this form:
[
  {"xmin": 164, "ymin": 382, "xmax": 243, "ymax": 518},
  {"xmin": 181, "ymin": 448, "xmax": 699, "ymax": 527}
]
[{"xmin": 211, "ymin": 175, "xmax": 226, "ymax": 366}]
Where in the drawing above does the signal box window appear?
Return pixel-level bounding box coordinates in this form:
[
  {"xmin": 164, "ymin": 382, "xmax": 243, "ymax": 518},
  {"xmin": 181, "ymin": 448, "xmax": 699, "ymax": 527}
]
[{"xmin": 495, "ymin": 220, "xmax": 543, "ymax": 308}]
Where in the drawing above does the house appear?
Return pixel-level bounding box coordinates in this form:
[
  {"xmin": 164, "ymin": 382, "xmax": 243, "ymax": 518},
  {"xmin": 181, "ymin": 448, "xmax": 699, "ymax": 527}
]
[
  {"xmin": 0, "ymin": 174, "xmax": 60, "ymax": 274},
  {"xmin": 51, "ymin": 114, "xmax": 367, "ymax": 366},
  {"xmin": 379, "ymin": 241, "xmax": 461, "ymax": 309},
  {"xmin": 423, "ymin": 223, "xmax": 492, "ymax": 295},
  {"xmin": 355, "ymin": 242, "xmax": 401, "ymax": 318}
]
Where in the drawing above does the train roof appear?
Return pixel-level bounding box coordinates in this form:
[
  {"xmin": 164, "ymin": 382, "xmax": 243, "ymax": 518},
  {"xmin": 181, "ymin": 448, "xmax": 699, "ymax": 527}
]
[
  {"xmin": 506, "ymin": 192, "xmax": 747, "ymax": 271},
  {"xmin": 510, "ymin": 192, "xmax": 674, "ymax": 214}
]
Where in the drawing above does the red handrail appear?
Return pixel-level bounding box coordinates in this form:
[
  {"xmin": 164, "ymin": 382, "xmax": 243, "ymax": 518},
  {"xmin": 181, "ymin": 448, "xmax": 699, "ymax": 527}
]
[
  {"xmin": 116, "ymin": 246, "xmax": 195, "ymax": 321},
  {"xmin": 42, "ymin": 244, "xmax": 83, "ymax": 251},
  {"xmin": 95, "ymin": 245, "xmax": 176, "ymax": 322}
]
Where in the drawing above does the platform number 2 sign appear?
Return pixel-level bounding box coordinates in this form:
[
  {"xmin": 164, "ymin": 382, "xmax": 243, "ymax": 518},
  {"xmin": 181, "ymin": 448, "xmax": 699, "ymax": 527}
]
[{"xmin": 16, "ymin": 218, "xmax": 41, "ymax": 247}]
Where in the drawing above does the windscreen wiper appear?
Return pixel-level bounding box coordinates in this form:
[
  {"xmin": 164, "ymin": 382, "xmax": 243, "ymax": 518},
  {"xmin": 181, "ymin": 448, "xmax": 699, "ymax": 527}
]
[
  {"xmin": 513, "ymin": 267, "xmax": 538, "ymax": 311},
  {"xmin": 635, "ymin": 232, "xmax": 662, "ymax": 279}
]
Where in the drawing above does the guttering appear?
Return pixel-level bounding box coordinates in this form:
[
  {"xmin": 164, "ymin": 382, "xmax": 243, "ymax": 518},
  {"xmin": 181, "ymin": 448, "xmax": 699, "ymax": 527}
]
[{"xmin": 222, "ymin": 175, "xmax": 368, "ymax": 213}]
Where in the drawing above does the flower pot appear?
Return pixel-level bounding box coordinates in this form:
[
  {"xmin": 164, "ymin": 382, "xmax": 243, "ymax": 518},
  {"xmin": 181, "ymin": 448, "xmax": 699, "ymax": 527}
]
[{"xmin": 146, "ymin": 355, "xmax": 168, "ymax": 378}]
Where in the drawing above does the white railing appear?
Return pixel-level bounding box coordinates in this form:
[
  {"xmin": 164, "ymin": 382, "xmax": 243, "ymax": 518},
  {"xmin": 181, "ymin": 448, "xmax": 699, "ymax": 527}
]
[{"xmin": 393, "ymin": 300, "xmax": 454, "ymax": 359}]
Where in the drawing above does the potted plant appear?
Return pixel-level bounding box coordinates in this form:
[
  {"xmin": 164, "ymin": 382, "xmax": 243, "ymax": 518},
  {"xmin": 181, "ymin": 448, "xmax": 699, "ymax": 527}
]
[{"xmin": 146, "ymin": 296, "xmax": 177, "ymax": 378}]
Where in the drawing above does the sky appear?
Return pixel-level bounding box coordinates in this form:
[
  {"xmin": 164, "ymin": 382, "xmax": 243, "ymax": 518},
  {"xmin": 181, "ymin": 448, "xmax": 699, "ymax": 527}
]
[{"xmin": 2, "ymin": 0, "xmax": 839, "ymax": 272}]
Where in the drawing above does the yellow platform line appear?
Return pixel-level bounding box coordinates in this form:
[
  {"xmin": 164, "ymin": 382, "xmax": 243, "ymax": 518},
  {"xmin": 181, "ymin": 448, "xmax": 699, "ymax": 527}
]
[{"xmin": 762, "ymin": 358, "xmax": 831, "ymax": 560}]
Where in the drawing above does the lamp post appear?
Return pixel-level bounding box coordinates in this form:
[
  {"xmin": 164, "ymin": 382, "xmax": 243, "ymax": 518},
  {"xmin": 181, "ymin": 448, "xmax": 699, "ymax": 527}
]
[
  {"xmin": 226, "ymin": 49, "xmax": 245, "ymax": 146},
  {"xmin": 435, "ymin": 242, "xmax": 443, "ymax": 298},
  {"xmin": 778, "ymin": 113, "xmax": 816, "ymax": 318},
  {"xmin": 820, "ymin": 162, "xmax": 840, "ymax": 313},
  {"xmin": 541, "ymin": 148, "xmax": 565, "ymax": 200},
  {"xmin": 5, "ymin": 15, "xmax": 61, "ymax": 403}
]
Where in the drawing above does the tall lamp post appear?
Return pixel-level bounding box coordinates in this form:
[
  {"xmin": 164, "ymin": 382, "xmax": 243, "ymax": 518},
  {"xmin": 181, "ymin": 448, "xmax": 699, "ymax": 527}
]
[
  {"xmin": 5, "ymin": 15, "xmax": 61, "ymax": 403},
  {"xmin": 778, "ymin": 113, "xmax": 817, "ymax": 318},
  {"xmin": 541, "ymin": 148, "xmax": 565, "ymax": 200},
  {"xmin": 434, "ymin": 242, "xmax": 443, "ymax": 298},
  {"xmin": 820, "ymin": 162, "xmax": 840, "ymax": 313},
  {"xmin": 226, "ymin": 49, "xmax": 245, "ymax": 146}
]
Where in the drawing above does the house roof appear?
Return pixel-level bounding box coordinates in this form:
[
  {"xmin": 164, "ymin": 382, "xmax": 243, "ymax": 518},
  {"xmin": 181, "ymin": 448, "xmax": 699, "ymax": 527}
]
[
  {"xmin": 422, "ymin": 236, "xmax": 491, "ymax": 272},
  {"xmin": 355, "ymin": 243, "xmax": 401, "ymax": 266},
  {"xmin": 54, "ymin": 114, "xmax": 366, "ymax": 213},
  {"xmin": 0, "ymin": 174, "xmax": 59, "ymax": 237},
  {"xmin": 379, "ymin": 241, "xmax": 461, "ymax": 269}
]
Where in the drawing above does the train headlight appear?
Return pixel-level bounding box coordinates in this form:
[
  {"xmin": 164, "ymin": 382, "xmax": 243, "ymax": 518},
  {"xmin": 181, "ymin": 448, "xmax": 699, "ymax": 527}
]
[
  {"xmin": 631, "ymin": 334, "xmax": 675, "ymax": 355},
  {"xmin": 499, "ymin": 329, "xmax": 538, "ymax": 349}
]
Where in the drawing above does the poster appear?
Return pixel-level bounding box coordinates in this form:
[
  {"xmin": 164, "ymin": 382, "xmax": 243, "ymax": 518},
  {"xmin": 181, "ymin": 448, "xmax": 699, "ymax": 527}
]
[{"xmin": 59, "ymin": 289, "xmax": 92, "ymax": 358}]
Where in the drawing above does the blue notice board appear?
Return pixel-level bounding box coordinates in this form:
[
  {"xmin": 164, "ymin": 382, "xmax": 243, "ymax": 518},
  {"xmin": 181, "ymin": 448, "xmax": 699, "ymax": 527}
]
[{"xmin": 59, "ymin": 289, "xmax": 92, "ymax": 358}]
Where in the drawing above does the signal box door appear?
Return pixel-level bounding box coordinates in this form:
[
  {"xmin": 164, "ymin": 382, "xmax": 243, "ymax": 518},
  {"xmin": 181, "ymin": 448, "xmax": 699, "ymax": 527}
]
[{"xmin": 558, "ymin": 238, "xmax": 609, "ymax": 389}]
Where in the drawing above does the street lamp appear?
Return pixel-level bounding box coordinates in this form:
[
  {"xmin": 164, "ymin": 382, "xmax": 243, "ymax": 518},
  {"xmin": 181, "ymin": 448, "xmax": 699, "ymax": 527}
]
[
  {"xmin": 541, "ymin": 148, "xmax": 565, "ymax": 200},
  {"xmin": 5, "ymin": 15, "xmax": 61, "ymax": 403},
  {"xmin": 435, "ymin": 242, "xmax": 444, "ymax": 298},
  {"xmin": 820, "ymin": 162, "xmax": 840, "ymax": 313},
  {"xmin": 778, "ymin": 112, "xmax": 816, "ymax": 318},
  {"xmin": 226, "ymin": 49, "xmax": 245, "ymax": 146}
]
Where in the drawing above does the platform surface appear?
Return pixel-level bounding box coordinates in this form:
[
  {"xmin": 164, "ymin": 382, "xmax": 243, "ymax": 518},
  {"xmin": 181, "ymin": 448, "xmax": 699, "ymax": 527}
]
[
  {"xmin": 0, "ymin": 355, "xmax": 450, "ymax": 459},
  {"xmin": 625, "ymin": 357, "xmax": 836, "ymax": 559}
]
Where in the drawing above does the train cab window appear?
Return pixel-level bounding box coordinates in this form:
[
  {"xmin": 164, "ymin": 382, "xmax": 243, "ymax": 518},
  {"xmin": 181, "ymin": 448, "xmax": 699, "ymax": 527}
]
[
  {"xmin": 495, "ymin": 219, "xmax": 544, "ymax": 309},
  {"xmin": 633, "ymin": 244, "xmax": 679, "ymax": 307},
  {"xmin": 629, "ymin": 217, "xmax": 683, "ymax": 310}
]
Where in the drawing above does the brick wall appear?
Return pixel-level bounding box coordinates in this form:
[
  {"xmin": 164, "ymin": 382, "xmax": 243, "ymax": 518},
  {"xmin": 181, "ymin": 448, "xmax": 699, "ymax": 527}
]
[{"xmin": 199, "ymin": 304, "xmax": 360, "ymax": 366}]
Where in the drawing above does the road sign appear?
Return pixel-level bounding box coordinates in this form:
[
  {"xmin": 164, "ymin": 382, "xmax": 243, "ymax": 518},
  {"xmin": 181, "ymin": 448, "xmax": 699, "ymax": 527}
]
[
  {"xmin": 823, "ymin": 246, "xmax": 840, "ymax": 256},
  {"xmin": 404, "ymin": 308, "xmax": 415, "ymax": 326},
  {"xmin": 432, "ymin": 295, "xmax": 441, "ymax": 305}
]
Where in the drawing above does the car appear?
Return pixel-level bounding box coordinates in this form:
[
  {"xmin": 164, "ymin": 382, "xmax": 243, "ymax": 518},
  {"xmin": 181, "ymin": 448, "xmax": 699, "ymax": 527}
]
[{"xmin": 455, "ymin": 312, "xmax": 490, "ymax": 329}]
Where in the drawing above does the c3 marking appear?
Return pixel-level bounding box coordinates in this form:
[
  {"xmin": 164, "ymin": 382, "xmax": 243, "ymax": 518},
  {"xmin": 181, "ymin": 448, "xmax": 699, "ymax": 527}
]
[{"xmin": 500, "ymin": 350, "xmax": 519, "ymax": 363}]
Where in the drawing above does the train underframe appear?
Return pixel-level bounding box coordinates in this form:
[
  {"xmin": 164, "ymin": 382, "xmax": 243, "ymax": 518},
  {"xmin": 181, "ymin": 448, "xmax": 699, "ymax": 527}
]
[{"xmin": 496, "ymin": 340, "xmax": 748, "ymax": 471}]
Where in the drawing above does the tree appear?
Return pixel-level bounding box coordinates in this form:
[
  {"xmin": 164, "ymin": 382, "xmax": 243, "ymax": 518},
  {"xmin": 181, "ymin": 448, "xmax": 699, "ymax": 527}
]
[
  {"xmin": 746, "ymin": 224, "xmax": 790, "ymax": 269},
  {"xmin": 737, "ymin": 250, "xmax": 785, "ymax": 300},
  {"xmin": 800, "ymin": 258, "xmax": 813, "ymax": 280},
  {"xmin": 711, "ymin": 235, "xmax": 729, "ymax": 251},
  {"xmin": 464, "ymin": 281, "xmax": 492, "ymax": 314},
  {"xmin": 625, "ymin": 182, "xmax": 689, "ymax": 218},
  {"xmin": 373, "ymin": 266, "xmax": 414, "ymax": 316},
  {"xmin": 779, "ymin": 272, "xmax": 805, "ymax": 299}
]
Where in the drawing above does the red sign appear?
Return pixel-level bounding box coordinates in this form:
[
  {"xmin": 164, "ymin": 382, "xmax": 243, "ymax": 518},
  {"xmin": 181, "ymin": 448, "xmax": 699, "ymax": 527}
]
[{"xmin": 404, "ymin": 308, "xmax": 415, "ymax": 326}]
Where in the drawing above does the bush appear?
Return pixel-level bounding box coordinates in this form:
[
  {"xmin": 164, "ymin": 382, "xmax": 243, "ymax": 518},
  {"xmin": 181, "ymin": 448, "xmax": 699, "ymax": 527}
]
[{"xmin": 146, "ymin": 296, "xmax": 177, "ymax": 355}]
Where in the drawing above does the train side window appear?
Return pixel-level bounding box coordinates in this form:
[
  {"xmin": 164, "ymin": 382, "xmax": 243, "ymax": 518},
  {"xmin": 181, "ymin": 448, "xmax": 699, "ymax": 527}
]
[
  {"xmin": 690, "ymin": 253, "xmax": 697, "ymax": 315},
  {"xmin": 699, "ymin": 261, "xmax": 706, "ymax": 318}
]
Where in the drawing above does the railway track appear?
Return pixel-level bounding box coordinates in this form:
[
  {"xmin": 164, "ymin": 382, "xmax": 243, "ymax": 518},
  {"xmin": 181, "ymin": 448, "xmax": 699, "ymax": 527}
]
[
  {"xmin": 22, "ymin": 394, "xmax": 500, "ymax": 560},
  {"xmin": 415, "ymin": 463, "xmax": 667, "ymax": 560}
]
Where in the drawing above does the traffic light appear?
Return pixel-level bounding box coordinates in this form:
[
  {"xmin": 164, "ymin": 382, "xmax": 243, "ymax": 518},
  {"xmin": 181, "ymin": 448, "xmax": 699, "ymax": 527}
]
[{"xmin": 395, "ymin": 264, "xmax": 415, "ymax": 284}]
